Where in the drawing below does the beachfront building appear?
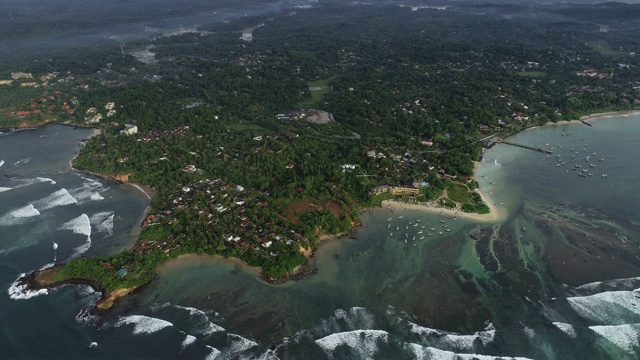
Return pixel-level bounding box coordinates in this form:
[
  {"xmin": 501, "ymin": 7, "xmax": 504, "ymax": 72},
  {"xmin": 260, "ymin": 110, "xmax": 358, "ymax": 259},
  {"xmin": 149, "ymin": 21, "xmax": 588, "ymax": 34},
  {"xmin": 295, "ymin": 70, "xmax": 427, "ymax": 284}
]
[
  {"xmin": 370, "ymin": 185, "xmax": 390, "ymax": 196},
  {"xmin": 391, "ymin": 186, "xmax": 420, "ymax": 196}
]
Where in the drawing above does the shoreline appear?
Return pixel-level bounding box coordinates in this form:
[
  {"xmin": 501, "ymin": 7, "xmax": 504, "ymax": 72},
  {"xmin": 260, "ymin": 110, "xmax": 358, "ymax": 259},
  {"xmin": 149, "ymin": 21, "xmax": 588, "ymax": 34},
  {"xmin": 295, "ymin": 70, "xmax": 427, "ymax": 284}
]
[{"xmin": 24, "ymin": 107, "xmax": 639, "ymax": 310}]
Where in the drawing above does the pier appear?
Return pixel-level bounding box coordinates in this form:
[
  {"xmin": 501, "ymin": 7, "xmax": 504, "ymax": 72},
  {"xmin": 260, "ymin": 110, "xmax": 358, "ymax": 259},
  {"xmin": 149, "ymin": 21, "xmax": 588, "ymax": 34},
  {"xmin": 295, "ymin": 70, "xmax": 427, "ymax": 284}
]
[{"xmin": 494, "ymin": 139, "xmax": 553, "ymax": 154}]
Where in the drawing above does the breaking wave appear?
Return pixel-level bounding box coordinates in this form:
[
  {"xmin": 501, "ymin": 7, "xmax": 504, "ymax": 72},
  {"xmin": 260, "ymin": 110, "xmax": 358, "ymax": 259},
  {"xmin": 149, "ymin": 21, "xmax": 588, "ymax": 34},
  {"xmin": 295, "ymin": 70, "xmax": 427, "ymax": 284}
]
[
  {"xmin": 8, "ymin": 264, "xmax": 54, "ymax": 300},
  {"xmin": 33, "ymin": 189, "xmax": 76, "ymax": 211},
  {"xmin": 69, "ymin": 176, "xmax": 106, "ymax": 204},
  {"xmin": 205, "ymin": 345, "xmax": 222, "ymax": 360},
  {"xmin": 408, "ymin": 321, "xmax": 496, "ymax": 352},
  {"xmin": 552, "ymin": 322, "xmax": 578, "ymax": 338},
  {"xmin": 90, "ymin": 211, "xmax": 115, "ymax": 237},
  {"xmin": 589, "ymin": 324, "xmax": 640, "ymax": 355},
  {"xmin": 11, "ymin": 177, "xmax": 57, "ymax": 189},
  {"xmin": 58, "ymin": 214, "xmax": 92, "ymax": 258},
  {"xmin": 115, "ymin": 315, "xmax": 174, "ymax": 335},
  {"xmin": 173, "ymin": 305, "xmax": 225, "ymax": 336},
  {"xmin": 58, "ymin": 214, "xmax": 92, "ymax": 237},
  {"xmin": 315, "ymin": 330, "xmax": 389, "ymax": 358},
  {"xmin": 0, "ymin": 204, "xmax": 40, "ymax": 226},
  {"xmin": 181, "ymin": 334, "xmax": 197, "ymax": 350},
  {"xmin": 567, "ymin": 290, "xmax": 640, "ymax": 324}
]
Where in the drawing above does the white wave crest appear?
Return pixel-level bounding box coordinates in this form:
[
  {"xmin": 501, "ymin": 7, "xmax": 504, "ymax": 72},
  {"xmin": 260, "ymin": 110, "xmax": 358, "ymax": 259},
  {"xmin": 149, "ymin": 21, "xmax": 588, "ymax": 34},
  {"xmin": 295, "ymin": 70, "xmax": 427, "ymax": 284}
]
[
  {"xmin": 408, "ymin": 321, "xmax": 496, "ymax": 351},
  {"xmin": 315, "ymin": 307, "xmax": 376, "ymax": 335},
  {"xmin": 8, "ymin": 273, "xmax": 49, "ymax": 300},
  {"xmin": 14, "ymin": 158, "xmax": 32, "ymax": 166},
  {"xmin": 33, "ymin": 189, "xmax": 76, "ymax": 211},
  {"xmin": 407, "ymin": 343, "xmax": 533, "ymax": 360},
  {"xmin": 575, "ymin": 277, "xmax": 640, "ymax": 293},
  {"xmin": 315, "ymin": 330, "xmax": 389, "ymax": 358},
  {"xmin": 589, "ymin": 324, "xmax": 640, "ymax": 354},
  {"xmin": 0, "ymin": 204, "xmax": 41, "ymax": 226},
  {"xmin": 58, "ymin": 214, "xmax": 91, "ymax": 237},
  {"xmin": 115, "ymin": 315, "xmax": 173, "ymax": 335},
  {"xmin": 226, "ymin": 333, "xmax": 259, "ymax": 355},
  {"xmin": 205, "ymin": 345, "xmax": 222, "ymax": 360},
  {"xmin": 90, "ymin": 211, "xmax": 115, "ymax": 236},
  {"xmin": 11, "ymin": 204, "xmax": 41, "ymax": 218},
  {"xmin": 552, "ymin": 322, "xmax": 577, "ymax": 338},
  {"xmin": 568, "ymin": 290, "xmax": 640, "ymax": 324},
  {"xmin": 174, "ymin": 305, "xmax": 225, "ymax": 335},
  {"xmin": 70, "ymin": 239, "xmax": 92, "ymax": 259},
  {"xmin": 69, "ymin": 177, "xmax": 106, "ymax": 204},
  {"xmin": 11, "ymin": 177, "xmax": 56, "ymax": 189},
  {"xmin": 181, "ymin": 334, "xmax": 197, "ymax": 350}
]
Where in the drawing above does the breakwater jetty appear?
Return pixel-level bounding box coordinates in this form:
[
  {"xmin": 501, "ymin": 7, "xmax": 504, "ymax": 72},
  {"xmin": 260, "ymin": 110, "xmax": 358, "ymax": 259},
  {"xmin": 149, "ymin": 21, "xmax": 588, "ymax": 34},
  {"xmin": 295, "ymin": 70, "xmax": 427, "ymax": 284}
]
[{"xmin": 494, "ymin": 138, "xmax": 553, "ymax": 154}]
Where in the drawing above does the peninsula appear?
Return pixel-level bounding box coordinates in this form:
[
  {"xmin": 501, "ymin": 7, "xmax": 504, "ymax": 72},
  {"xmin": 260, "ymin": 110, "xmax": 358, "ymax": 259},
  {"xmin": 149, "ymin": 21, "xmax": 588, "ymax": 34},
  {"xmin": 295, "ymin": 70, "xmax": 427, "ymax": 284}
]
[{"xmin": 3, "ymin": 2, "xmax": 638, "ymax": 309}]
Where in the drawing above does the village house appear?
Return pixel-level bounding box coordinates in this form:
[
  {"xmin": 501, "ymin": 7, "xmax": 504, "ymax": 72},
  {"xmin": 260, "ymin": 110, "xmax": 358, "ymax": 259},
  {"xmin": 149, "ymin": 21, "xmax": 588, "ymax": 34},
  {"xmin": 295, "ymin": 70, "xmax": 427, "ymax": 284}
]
[{"xmin": 120, "ymin": 124, "xmax": 138, "ymax": 135}]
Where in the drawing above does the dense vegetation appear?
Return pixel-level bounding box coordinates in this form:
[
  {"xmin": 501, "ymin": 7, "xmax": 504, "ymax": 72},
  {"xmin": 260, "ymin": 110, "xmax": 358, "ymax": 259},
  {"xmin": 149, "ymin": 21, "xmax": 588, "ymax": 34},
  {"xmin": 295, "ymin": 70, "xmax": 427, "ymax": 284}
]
[{"xmin": 3, "ymin": 1, "xmax": 640, "ymax": 295}]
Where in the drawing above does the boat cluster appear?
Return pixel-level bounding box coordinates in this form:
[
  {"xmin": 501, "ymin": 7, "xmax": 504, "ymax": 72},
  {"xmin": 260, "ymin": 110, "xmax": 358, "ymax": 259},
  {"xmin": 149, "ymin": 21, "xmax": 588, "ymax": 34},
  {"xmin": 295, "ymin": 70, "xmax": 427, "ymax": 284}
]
[{"xmin": 387, "ymin": 215, "xmax": 452, "ymax": 247}]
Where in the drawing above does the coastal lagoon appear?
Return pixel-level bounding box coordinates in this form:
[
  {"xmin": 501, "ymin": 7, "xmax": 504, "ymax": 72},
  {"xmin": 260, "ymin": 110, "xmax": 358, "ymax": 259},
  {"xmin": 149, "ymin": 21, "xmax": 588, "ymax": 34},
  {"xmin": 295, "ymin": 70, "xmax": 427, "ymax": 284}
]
[{"xmin": 3, "ymin": 115, "xmax": 640, "ymax": 359}]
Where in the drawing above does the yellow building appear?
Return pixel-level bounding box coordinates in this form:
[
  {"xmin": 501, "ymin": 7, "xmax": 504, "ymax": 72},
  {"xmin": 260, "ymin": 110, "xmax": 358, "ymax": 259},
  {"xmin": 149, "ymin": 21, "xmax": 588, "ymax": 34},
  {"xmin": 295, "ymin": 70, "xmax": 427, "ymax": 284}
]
[{"xmin": 391, "ymin": 186, "xmax": 419, "ymax": 196}]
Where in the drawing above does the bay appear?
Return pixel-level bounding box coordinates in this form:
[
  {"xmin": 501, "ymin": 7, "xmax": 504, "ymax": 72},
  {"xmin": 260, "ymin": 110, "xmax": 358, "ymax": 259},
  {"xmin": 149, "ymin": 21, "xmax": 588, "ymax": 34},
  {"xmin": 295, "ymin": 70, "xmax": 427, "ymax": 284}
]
[{"xmin": 2, "ymin": 115, "xmax": 640, "ymax": 359}]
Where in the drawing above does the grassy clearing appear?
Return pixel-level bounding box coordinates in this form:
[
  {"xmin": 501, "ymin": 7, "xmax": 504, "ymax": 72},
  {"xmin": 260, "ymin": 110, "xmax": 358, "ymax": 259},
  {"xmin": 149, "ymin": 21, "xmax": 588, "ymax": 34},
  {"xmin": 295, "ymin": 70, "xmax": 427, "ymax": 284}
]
[
  {"xmin": 139, "ymin": 225, "xmax": 171, "ymax": 242},
  {"xmin": 586, "ymin": 40, "xmax": 625, "ymax": 57},
  {"xmin": 299, "ymin": 76, "xmax": 339, "ymax": 108}
]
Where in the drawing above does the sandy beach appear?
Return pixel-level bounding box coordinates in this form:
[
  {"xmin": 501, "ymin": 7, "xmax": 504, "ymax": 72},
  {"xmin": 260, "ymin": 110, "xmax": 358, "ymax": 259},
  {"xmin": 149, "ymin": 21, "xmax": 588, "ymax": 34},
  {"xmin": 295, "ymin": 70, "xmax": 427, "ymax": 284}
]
[{"xmin": 543, "ymin": 110, "xmax": 640, "ymax": 127}]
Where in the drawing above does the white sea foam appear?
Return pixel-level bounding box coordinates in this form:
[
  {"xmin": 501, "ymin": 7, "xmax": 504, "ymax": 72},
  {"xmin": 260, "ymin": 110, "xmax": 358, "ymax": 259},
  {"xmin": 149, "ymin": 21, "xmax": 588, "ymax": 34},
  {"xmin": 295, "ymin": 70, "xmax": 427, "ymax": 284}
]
[
  {"xmin": 174, "ymin": 305, "xmax": 225, "ymax": 335},
  {"xmin": 315, "ymin": 307, "xmax": 376, "ymax": 335},
  {"xmin": 226, "ymin": 333, "xmax": 259, "ymax": 355},
  {"xmin": 69, "ymin": 177, "xmax": 106, "ymax": 204},
  {"xmin": 575, "ymin": 276, "xmax": 640, "ymax": 293},
  {"xmin": 8, "ymin": 273, "xmax": 49, "ymax": 300},
  {"xmin": 181, "ymin": 334, "xmax": 197, "ymax": 350},
  {"xmin": 14, "ymin": 158, "xmax": 32, "ymax": 166},
  {"xmin": 11, "ymin": 204, "xmax": 40, "ymax": 218},
  {"xmin": 90, "ymin": 211, "xmax": 114, "ymax": 236},
  {"xmin": 115, "ymin": 315, "xmax": 173, "ymax": 335},
  {"xmin": 0, "ymin": 204, "xmax": 41, "ymax": 226},
  {"xmin": 205, "ymin": 345, "xmax": 222, "ymax": 360},
  {"xmin": 589, "ymin": 324, "xmax": 640, "ymax": 354},
  {"xmin": 406, "ymin": 343, "xmax": 534, "ymax": 360},
  {"xmin": 568, "ymin": 290, "xmax": 640, "ymax": 324},
  {"xmin": 408, "ymin": 321, "xmax": 496, "ymax": 351},
  {"xmin": 11, "ymin": 177, "xmax": 56, "ymax": 189},
  {"xmin": 552, "ymin": 322, "xmax": 577, "ymax": 338},
  {"xmin": 58, "ymin": 214, "xmax": 92, "ymax": 236},
  {"xmin": 315, "ymin": 330, "xmax": 389, "ymax": 358},
  {"xmin": 33, "ymin": 188, "xmax": 76, "ymax": 211}
]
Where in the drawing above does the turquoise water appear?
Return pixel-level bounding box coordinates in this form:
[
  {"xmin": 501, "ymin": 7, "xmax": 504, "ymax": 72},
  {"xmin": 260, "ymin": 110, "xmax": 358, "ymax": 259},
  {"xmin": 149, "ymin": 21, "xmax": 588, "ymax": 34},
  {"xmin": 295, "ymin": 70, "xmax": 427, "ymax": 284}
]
[{"xmin": 3, "ymin": 116, "xmax": 640, "ymax": 359}]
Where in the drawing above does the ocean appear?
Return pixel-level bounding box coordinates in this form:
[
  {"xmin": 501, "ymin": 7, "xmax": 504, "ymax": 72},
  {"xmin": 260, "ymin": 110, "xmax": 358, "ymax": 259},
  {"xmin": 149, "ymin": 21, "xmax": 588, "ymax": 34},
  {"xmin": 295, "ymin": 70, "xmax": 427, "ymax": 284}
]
[{"xmin": 2, "ymin": 116, "xmax": 640, "ymax": 359}]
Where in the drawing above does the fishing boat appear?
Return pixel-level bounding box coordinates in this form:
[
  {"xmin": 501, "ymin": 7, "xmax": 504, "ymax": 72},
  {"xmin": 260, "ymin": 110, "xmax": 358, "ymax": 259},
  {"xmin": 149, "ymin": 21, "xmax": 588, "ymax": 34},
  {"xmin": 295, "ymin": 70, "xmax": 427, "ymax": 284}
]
[
  {"xmin": 445, "ymin": 229, "xmax": 451, "ymax": 232},
  {"xmin": 413, "ymin": 243, "xmax": 417, "ymax": 247},
  {"xmin": 429, "ymin": 228, "xmax": 435, "ymax": 231},
  {"xmin": 602, "ymin": 174, "xmax": 608, "ymax": 178},
  {"xmin": 398, "ymin": 215, "xmax": 403, "ymax": 219},
  {"xmin": 437, "ymin": 231, "xmax": 443, "ymax": 235},
  {"xmin": 420, "ymin": 225, "xmax": 426, "ymax": 229},
  {"xmin": 388, "ymin": 224, "xmax": 391, "ymax": 228},
  {"xmin": 418, "ymin": 230, "xmax": 423, "ymax": 234},
  {"xmin": 428, "ymin": 233, "xmax": 434, "ymax": 236},
  {"xmin": 420, "ymin": 236, "xmax": 425, "ymax": 240}
]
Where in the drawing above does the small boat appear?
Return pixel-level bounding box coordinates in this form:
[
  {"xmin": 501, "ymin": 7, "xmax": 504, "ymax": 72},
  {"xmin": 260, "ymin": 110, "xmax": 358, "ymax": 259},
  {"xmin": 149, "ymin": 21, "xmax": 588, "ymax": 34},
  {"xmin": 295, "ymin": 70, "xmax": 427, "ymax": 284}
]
[
  {"xmin": 415, "ymin": 220, "xmax": 421, "ymax": 223},
  {"xmin": 440, "ymin": 220, "xmax": 445, "ymax": 223},
  {"xmin": 429, "ymin": 228, "xmax": 435, "ymax": 231},
  {"xmin": 413, "ymin": 243, "xmax": 417, "ymax": 247},
  {"xmin": 398, "ymin": 216, "xmax": 403, "ymax": 219},
  {"xmin": 404, "ymin": 239, "xmax": 407, "ymax": 244},
  {"xmin": 523, "ymin": 226, "xmax": 526, "ymax": 232},
  {"xmin": 396, "ymin": 226, "xmax": 399, "ymax": 231},
  {"xmin": 387, "ymin": 217, "xmax": 391, "ymax": 221},
  {"xmin": 420, "ymin": 225, "xmax": 426, "ymax": 229},
  {"xmin": 428, "ymin": 233, "xmax": 434, "ymax": 236},
  {"xmin": 420, "ymin": 236, "xmax": 425, "ymax": 240},
  {"xmin": 388, "ymin": 224, "xmax": 391, "ymax": 228},
  {"xmin": 602, "ymin": 174, "xmax": 608, "ymax": 178},
  {"xmin": 590, "ymin": 164, "xmax": 596, "ymax": 167},
  {"xmin": 413, "ymin": 223, "xmax": 418, "ymax": 227},
  {"xmin": 453, "ymin": 217, "xmax": 457, "ymax": 221},
  {"xmin": 390, "ymin": 232, "xmax": 393, "ymax": 236},
  {"xmin": 406, "ymin": 226, "xmax": 409, "ymax": 230},
  {"xmin": 599, "ymin": 158, "xmax": 605, "ymax": 162},
  {"xmin": 418, "ymin": 230, "xmax": 423, "ymax": 234},
  {"xmin": 445, "ymin": 229, "xmax": 451, "ymax": 232},
  {"xmin": 437, "ymin": 231, "xmax": 443, "ymax": 235}
]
